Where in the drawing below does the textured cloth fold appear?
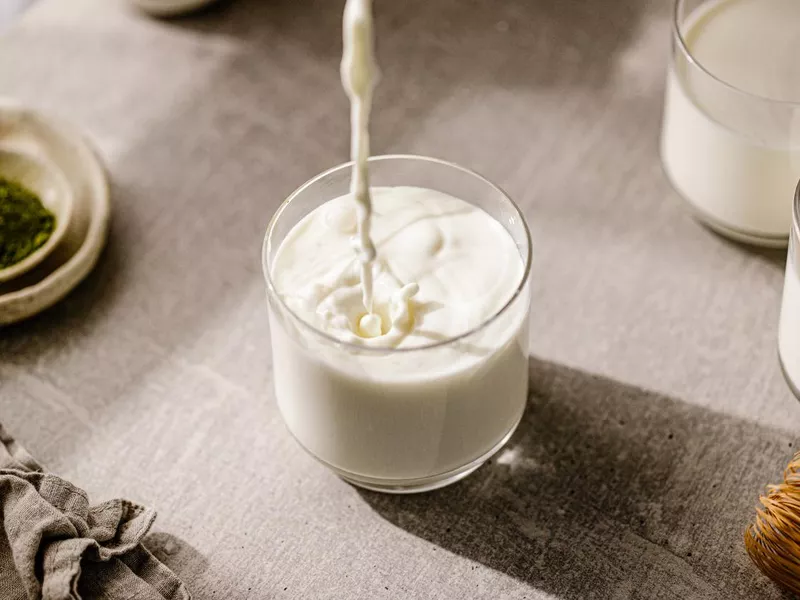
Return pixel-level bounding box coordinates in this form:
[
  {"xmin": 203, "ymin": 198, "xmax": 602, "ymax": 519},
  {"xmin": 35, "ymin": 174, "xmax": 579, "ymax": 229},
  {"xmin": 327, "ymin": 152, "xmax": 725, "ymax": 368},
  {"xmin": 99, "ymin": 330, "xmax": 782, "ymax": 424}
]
[{"xmin": 0, "ymin": 423, "xmax": 191, "ymax": 600}]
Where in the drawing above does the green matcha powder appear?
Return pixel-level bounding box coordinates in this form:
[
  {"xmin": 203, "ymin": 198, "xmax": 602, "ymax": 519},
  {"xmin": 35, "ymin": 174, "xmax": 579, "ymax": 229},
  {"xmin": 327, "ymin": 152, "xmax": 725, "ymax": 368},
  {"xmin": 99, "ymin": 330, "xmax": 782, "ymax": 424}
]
[{"xmin": 0, "ymin": 177, "xmax": 56, "ymax": 269}]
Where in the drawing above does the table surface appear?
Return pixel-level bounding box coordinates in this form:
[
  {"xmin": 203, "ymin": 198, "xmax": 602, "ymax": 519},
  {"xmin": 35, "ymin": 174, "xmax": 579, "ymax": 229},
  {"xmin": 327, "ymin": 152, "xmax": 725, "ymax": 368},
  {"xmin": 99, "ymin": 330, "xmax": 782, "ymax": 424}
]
[{"xmin": 0, "ymin": 1, "xmax": 797, "ymax": 598}]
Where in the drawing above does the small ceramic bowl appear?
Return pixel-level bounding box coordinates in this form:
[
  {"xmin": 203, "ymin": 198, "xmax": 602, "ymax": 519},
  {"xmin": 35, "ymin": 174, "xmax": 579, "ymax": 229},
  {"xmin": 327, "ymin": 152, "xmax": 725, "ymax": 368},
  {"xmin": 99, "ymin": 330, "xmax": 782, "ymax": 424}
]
[
  {"xmin": 0, "ymin": 149, "xmax": 73, "ymax": 283},
  {"xmin": 129, "ymin": 0, "xmax": 219, "ymax": 17}
]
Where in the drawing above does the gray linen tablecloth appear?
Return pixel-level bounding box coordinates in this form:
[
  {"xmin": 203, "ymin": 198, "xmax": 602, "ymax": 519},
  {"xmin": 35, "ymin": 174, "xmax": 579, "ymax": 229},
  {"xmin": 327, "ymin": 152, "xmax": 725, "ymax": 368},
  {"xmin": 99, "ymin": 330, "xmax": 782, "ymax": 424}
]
[{"xmin": 0, "ymin": 0, "xmax": 796, "ymax": 598}]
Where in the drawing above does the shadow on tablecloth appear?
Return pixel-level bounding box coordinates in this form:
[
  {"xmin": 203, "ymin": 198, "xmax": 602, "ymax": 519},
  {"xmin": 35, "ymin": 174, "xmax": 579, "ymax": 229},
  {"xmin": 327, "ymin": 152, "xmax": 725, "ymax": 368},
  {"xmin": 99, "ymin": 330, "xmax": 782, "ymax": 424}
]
[{"xmin": 359, "ymin": 357, "xmax": 797, "ymax": 600}]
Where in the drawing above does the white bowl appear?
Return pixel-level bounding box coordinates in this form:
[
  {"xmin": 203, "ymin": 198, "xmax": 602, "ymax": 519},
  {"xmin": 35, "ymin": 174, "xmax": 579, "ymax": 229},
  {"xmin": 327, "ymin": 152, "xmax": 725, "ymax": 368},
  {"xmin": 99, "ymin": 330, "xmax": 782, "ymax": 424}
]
[
  {"xmin": 0, "ymin": 149, "xmax": 74, "ymax": 283},
  {"xmin": 130, "ymin": 0, "xmax": 219, "ymax": 17}
]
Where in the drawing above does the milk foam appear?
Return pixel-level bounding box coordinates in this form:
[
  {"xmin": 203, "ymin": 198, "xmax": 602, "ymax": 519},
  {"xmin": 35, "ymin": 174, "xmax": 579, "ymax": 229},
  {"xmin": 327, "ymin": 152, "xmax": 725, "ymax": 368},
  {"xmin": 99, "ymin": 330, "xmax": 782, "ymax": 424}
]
[{"xmin": 272, "ymin": 186, "xmax": 524, "ymax": 350}]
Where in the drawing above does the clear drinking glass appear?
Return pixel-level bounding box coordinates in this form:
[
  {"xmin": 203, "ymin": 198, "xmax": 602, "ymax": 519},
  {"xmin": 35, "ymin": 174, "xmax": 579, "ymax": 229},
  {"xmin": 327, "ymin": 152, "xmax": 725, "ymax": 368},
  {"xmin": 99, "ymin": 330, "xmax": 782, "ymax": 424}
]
[
  {"xmin": 262, "ymin": 155, "xmax": 532, "ymax": 493},
  {"xmin": 660, "ymin": 0, "xmax": 800, "ymax": 248},
  {"xmin": 779, "ymin": 181, "xmax": 800, "ymax": 399}
]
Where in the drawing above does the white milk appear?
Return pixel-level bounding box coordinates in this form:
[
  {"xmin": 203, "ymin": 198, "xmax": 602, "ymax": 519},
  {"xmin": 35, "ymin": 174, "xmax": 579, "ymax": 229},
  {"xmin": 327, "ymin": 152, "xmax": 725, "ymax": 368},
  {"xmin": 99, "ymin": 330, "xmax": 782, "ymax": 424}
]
[
  {"xmin": 661, "ymin": 0, "xmax": 800, "ymax": 244},
  {"xmin": 269, "ymin": 187, "xmax": 529, "ymax": 483},
  {"xmin": 780, "ymin": 250, "xmax": 800, "ymax": 395}
]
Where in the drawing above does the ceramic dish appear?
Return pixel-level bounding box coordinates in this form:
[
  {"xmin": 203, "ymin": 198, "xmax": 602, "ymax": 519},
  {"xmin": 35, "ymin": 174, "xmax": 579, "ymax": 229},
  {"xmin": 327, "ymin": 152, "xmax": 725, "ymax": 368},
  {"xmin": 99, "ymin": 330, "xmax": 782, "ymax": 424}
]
[
  {"xmin": 129, "ymin": 0, "xmax": 219, "ymax": 17},
  {"xmin": 0, "ymin": 149, "xmax": 74, "ymax": 283},
  {"xmin": 0, "ymin": 104, "xmax": 110, "ymax": 326}
]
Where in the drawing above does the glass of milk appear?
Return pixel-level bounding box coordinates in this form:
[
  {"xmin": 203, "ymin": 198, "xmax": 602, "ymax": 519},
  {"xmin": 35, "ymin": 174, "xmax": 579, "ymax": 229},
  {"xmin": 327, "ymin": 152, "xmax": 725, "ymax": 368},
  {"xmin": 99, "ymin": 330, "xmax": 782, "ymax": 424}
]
[
  {"xmin": 660, "ymin": 0, "xmax": 800, "ymax": 248},
  {"xmin": 779, "ymin": 182, "xmax": 800, "ymax": 399},
  {"xmin": 262, "ymin": 155, "xmax": 532, "ymax": 493}
]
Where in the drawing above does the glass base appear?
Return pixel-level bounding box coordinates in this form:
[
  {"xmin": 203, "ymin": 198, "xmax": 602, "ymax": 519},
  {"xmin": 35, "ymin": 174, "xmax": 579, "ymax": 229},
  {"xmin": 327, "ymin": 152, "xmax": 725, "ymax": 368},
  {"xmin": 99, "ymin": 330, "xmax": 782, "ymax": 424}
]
[
  {"xmin": 339, "ymin": 462, "xmax": 484, "ymax": 494},
  {"xmin": 780, "ymin": 348, "xmax": 800, "ymax": 402},
  {"xmin": 312, "ymin": 415, "xmax": 523, "ymax": 495},
  {"xmin": 660, "ymin": 160, "xmax": 789, "ymax": 249},
  {"xmin": 692, "ymin": 209, "xmax": 789, "ymax": 249},
  {"xmin": 337, "ymin": 422, "xmax": 520, "ymax": 494}
]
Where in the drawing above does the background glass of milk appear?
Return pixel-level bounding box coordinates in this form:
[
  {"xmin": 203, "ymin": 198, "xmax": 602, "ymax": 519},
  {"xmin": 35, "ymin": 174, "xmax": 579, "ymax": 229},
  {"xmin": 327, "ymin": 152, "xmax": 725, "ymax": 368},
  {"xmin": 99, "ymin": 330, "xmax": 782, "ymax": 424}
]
[
  {"xmin": 263, "ymin": 155, "xmax": 532, "ymax": 493},
  {"xmin": 660, "ymin": 0, "xmax": 800, "ymax": 248},
  {"xmin": 779, "ymin": 182, "xmax": 799, "ymax": 399}
]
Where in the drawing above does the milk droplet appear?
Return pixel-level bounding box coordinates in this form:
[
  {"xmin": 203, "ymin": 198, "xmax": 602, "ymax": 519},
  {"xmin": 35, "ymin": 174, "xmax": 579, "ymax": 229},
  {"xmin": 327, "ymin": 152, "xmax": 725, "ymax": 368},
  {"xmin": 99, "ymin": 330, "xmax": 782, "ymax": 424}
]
[{"xmin": 358, "ymin": 313, "xmax": 383, "ymax": 338}]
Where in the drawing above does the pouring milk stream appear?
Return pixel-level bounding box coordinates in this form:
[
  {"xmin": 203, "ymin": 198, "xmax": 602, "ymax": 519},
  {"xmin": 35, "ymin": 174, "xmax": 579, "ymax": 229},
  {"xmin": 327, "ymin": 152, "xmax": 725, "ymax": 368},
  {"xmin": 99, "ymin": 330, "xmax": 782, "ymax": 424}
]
[{"xmin": 341, "ymin": 0, "xmax": 387, "ymax": 337}]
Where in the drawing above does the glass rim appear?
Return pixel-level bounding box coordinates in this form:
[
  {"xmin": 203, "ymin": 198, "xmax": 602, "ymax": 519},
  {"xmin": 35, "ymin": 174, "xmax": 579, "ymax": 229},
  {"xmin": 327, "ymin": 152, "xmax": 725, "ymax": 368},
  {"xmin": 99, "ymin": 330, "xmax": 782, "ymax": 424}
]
[
  {"xmin": 262, "ymin": 153, "xmax": 533, "ymax": 355},
  {"xmin": 672, "ymin": 0, "xmax": 800, "ymax": 108}
]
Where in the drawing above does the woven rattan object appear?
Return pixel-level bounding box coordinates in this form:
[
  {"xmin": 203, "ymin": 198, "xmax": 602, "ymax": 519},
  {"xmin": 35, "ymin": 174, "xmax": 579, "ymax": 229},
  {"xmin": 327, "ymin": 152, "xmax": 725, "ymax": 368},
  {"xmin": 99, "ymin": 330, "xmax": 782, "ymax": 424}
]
[{"xmin": 745, "ymin": 452, "xmax": 800, "ymax": 594}]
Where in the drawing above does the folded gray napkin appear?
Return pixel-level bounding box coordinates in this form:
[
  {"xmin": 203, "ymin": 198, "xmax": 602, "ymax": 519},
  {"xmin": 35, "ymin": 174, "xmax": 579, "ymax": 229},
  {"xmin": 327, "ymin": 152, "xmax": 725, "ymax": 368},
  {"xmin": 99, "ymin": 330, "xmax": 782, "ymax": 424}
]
[{"xmin": 0, "ymin": 423, "xmax": 191, "ymax": 600}]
